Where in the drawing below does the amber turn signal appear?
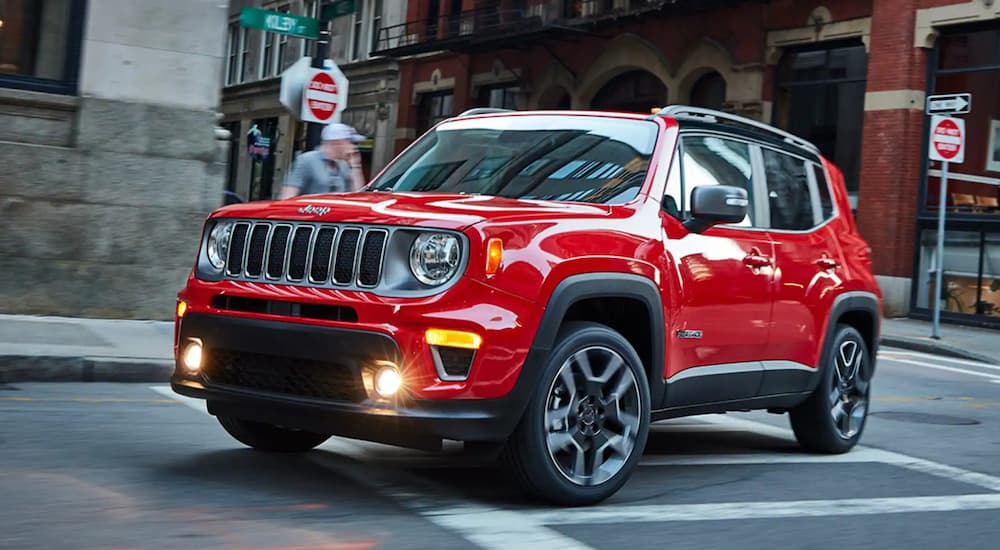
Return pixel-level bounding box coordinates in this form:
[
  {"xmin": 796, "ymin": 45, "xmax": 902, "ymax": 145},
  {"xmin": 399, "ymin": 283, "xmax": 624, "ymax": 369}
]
[
  {"xmin": 485, "ymin": 238, "xmax": 503, "ymax": 275},
  {"xmin": 425, "ymin": 328, "xmax": 482, "ymax": 350},
  {"xmin": 176, "ymin": 301, "xmax": 188, "ymax": 319}
]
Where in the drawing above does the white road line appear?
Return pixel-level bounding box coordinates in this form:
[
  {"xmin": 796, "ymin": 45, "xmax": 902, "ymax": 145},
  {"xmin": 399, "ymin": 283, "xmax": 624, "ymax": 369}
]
[
  {"xmin": 884, "ymin": 358, "xmax": 1000, "ymax": 381},
  {"xmin": 525, "ymin": 494, "xmax": 1000, "ymax": 524},
  {"xmin": 150, "ymin": 385, "xmax": 594, "ymax": 550},
  {"xmin": 640, "ymin": 447, "xmax": 888, "ymax": 467},
  {"xmin": 880, "ymin": 351, "xmax": 1000, "ymax": 370},
  {"xmin": 695, "ymin": 414, "xmax": 1000, "ymax": 493}
]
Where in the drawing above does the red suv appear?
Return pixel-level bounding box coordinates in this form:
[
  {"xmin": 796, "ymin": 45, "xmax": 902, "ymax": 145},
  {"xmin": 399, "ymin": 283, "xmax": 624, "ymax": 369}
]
[{"xmin": 172, "ymin": 106, "xmax": 881, "ymax": 505}]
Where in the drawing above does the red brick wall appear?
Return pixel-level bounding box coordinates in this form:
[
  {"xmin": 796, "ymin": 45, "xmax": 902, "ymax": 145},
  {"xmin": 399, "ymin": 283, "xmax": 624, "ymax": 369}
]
[{"xmin": 857, "ymin": 0, "xmax": 928, "ymax": 278}]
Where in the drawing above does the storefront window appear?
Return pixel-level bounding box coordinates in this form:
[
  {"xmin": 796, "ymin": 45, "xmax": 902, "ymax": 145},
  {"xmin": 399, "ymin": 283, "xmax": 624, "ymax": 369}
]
[
  {"xmin": 924, "ymin": 26, "xmax": 1000, "ymax": 216},
  {"xmin": 983, "ymin": 234, "xmax": 1000, "ymax": 318},
  {"xmin": 0, "ymin": 0, "xmax": 84, "ymax": 93},
  {"xmin": 774, "ymin": 43, "xmax": 867, "ymax": 203},
  {"xmin": 916, "ymin": 230, "xmax": 982, "ymax": 314}
]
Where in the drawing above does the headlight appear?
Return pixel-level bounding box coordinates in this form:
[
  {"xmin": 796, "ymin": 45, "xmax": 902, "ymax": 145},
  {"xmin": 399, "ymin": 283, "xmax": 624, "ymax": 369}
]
[
  {"xmin": 206, "ymin": 220, "xmax": 234, "ymax": 270},
  {"xmin": 409, "ymin": 233, "xmax": 461, "ymax": 286}
]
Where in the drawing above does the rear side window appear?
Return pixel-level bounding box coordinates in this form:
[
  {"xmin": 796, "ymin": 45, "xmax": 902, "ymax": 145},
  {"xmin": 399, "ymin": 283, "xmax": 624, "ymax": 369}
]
[
  {"xmin": 763, "ymin": 149, "xmax": 813, "ymax": 230},
  {"xmin": 677, "ymin": 135, "xmax": 755, "ymax": 226},
  {"xmin": 812, "ymin": 164, "xmax": 835, "ymax": 220}
]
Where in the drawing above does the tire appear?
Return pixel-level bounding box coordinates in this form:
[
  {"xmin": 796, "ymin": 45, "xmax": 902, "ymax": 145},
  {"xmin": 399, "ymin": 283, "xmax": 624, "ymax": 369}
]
[
  {"xmin": 789, "ymin": 324, "xmax": 873, "ymax": 454},
  {"xmin": 504, "ymin": 321, "xmax": 651, "ymax": 506},
  {"xmin": 217, "ymin": 415, "xmax": 331, "ymax": 453}
]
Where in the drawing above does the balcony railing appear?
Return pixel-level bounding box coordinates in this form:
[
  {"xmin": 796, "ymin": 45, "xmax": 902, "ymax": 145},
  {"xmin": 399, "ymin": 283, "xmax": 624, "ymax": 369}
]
[{"xmin": 372, "ymin": 0, "xmax": 666, "ymax": 56}]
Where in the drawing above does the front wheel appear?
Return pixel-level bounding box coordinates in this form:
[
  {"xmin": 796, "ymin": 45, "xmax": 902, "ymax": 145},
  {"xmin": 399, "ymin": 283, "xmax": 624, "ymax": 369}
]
[
  {"xmin": 217, "ymin": 416, "xmax": 331, "ymax": 452},
  {"xmin": 504, "ymin": 322, "xmax": 650, "ymax": 506},
  {"xmin": 789, "ymin": 324, "xmax": 873, "ymax": 454}
]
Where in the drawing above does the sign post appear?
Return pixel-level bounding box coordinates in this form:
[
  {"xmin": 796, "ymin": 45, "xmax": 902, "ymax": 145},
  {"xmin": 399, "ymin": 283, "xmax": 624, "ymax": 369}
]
[{"xmin": 927, "ymin": 112, "xmax": 967, "ymax": 338}]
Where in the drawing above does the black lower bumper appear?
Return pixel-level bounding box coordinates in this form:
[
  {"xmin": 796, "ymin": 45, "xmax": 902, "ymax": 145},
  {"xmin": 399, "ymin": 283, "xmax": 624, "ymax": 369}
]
[{"xmin": 173, "ymin": 313, "xmax": 537, "ymax": 450}]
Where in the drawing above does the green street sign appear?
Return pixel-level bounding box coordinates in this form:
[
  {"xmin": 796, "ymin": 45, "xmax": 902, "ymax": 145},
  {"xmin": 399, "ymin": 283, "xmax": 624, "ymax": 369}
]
[
  {"xmin": 239, "ymin": 7, "xmax": 319, "ymax": 39},
  {"xmin": 323, "ymin": 0, "xmax": 356, "ymax": 19}
]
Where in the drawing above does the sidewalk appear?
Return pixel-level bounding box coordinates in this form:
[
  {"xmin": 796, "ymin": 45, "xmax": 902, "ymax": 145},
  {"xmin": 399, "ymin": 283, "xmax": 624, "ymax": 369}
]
[
  {"xmin": 0, "ymin": 314, "xmax": 174, "ymax": 383},
  {"xmin": 879, "ymin": 316, "xmax": 998, "ymax": 365},
  {"xmin": 0, "ymin": 313, "xmax": 996, "ymax": 383}
]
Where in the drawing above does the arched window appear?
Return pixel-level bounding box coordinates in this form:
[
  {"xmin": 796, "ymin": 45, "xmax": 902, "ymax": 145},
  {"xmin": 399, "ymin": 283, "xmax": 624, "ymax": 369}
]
[
  {"xmin": 689, "ymin": 71, "xmax": 726, "ymax": 110},
  {"xmin": 591, "ymin": 70, "xmax": 667, "ymax": 113}
]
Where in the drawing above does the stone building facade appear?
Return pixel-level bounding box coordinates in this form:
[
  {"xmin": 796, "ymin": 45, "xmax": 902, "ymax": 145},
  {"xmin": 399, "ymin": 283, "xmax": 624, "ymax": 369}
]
[
  {"xmin": 375, "ymin": 0, "xmax": 1000, "ymax": 327},
  {"xmin": 0, "ymin": 0, "xmax": 230, "ymax": 319},
  {"xmin": 220, "ymin": 0, "xmax": 405, "ymax": 204}
]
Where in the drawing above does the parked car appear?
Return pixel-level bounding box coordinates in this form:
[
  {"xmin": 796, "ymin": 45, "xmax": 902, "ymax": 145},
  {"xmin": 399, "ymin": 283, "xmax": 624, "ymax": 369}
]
[{"xmin": 172, "ymin": 106, "xmax": 881, "ymax": 505}]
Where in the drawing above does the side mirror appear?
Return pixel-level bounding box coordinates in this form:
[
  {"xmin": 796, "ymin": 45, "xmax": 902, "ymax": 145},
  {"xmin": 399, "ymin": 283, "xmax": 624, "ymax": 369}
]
[{"xmin": 683, "ymin": 185, "xmax": 749, "ymax": 233}]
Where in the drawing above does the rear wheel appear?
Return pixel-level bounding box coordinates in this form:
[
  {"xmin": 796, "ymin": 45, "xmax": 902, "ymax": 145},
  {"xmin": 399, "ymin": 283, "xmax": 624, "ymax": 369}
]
[
  {"xmin": 789, "ymin": 324, "xmax": 872, "ymax": 454},
  {"xmin": 217, "ymin": 416, "xmax": 331, "ymax": 452},
  {"xmin": 504, "ymin": 322, "xmax": 650, "ymax": 506}
]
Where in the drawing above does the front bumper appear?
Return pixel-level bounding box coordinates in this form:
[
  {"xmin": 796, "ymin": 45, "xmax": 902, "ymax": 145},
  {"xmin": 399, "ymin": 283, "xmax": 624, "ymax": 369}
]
[{"xmin": 172, "ymin": 313, "xmax": 543, "ymax": 449}]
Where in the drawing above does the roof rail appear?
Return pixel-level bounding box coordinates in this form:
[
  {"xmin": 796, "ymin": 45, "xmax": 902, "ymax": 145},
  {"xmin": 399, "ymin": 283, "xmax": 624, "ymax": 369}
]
[
  {"xmin": 457, "ymin": 108, "xmax": 514, "ymax": 117},
  {"xmin": 653, "ymin": 105, "xmax": 819, "ymax": 154}
]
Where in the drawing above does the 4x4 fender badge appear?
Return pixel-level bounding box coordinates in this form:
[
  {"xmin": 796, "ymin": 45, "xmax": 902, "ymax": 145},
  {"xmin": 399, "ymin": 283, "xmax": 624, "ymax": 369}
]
[{"xmin": 677, "ymin": 330, "xmax": 703, "ymax": 339}]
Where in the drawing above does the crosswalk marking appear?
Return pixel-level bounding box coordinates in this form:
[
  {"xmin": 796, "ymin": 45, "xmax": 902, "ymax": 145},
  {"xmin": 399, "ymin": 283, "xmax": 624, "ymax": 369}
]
[{"xmin": 150, "ymin": 384, "xmax": 1000, "ymax": 543}]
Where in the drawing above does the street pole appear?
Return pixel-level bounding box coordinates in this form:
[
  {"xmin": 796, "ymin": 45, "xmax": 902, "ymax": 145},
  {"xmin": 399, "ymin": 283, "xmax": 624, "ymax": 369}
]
[
  {"xmin": 932, "ymin": 160, "xmax": 949, "ymax": 339},
  {"xmin": 305, "ymin": 9, "xmax": 331, "ymax": 151}
]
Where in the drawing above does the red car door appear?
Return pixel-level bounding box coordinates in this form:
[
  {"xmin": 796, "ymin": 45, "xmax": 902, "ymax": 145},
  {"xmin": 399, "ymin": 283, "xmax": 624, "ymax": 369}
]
[
  {"xmin": 758, "ymin": 148, "xmax": 843, "ymax": 395},
  {"xmin": 661, "ymin": 135, "xmax": 774, "ymax": 406}
]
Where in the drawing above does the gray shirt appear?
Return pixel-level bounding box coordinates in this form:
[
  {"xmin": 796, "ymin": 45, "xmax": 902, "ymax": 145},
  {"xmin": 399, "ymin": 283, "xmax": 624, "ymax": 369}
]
[{"xmin": 284, "ymin": 149, "xmax": 355, "ymax": 195}]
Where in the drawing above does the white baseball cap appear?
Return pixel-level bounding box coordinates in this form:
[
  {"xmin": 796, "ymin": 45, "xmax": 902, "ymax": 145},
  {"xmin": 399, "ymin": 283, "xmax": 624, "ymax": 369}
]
[{"xmin": 321, "ymin": 122, "xmax": 365, "ymax": 143}]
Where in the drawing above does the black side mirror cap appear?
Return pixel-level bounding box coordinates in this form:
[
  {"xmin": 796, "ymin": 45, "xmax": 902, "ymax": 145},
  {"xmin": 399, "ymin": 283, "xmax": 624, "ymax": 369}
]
[{"xmin": 683, "ymin": 185, "xmax": 749, "ymax": 233}]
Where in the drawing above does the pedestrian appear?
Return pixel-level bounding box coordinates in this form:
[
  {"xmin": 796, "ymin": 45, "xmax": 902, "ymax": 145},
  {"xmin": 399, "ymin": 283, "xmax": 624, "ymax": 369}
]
[{"xmin": 279, "ymin": 123, "xmax": 367, "ymax": 198}]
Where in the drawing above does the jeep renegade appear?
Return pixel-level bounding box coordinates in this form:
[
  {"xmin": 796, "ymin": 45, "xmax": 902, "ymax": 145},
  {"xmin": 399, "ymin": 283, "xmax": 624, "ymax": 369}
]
[{"xmin": 172, "ymin": 106, "xmax": 881, "ymax": 506}]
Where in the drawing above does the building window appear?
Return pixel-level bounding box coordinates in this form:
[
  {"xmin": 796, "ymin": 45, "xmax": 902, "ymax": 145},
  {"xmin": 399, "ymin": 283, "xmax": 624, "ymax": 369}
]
[
  {"xmin": 689, "ymin": 71, "xmax": 727, "ymax": 111},
  {"xmin": 371, "ymin": 0, "xmax": 383, "ymax": 54},
  {"xmin": 591, "ymin": 70, "xmax": 667, "ymax": 113},
  {"xmin": 916, "ymin": 230, "xmax": 1000, "ymax": 322},
  {"xmin": 351, "ymin": 4, "xmax": 364, "ymax": 61},
  {"xmin": 226, "ymin": 24, "xmax": 239, "ymax": 85},
  {"xmin": 260, "ymin": 32, "xmax": 274, "ymax": 79},
  {"xmin": 0, "ymin": 0, "xmax": 86, "ymax": 94},
  {"xmin": 239, "ymin": 27, "xmax": 250, "ymax": 83},
  {"xmin": 911, "ymin": 24, "xmax": 1000, "ymax": 326},
  {"xmin": 478, "ymin": 84, "xmax": 518, "ymax": 109},
  {"xmin": 418, "ymin": 91, "xmax": 454, "ymax": 134},
  {"xmin": 922, "ymin": 25, "xmax": 1000, "ymax": 217},
  {"xmin": 774, "ymin": 42, "xmax": 867, "ymax": 203},
  {"xmin": 276, "ymin": 4, "xmax": 290, "ymax": 72}
]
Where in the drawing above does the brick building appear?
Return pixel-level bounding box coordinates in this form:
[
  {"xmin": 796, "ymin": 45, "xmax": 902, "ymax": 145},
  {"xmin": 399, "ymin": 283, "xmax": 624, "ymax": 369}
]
[
  {"xmin": 371, "ymin": 0, "xmax": 1000, "ymax": 327},
  {"xmin": 220, "ymin": 0, "xmax": 407, "ymax": 204}
]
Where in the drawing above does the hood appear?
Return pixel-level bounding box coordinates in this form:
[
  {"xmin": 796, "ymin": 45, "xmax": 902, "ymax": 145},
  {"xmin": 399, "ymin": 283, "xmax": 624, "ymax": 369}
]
[{"xmin": 211, "ymin": 191, "xmax": 613, "ymax": 230}]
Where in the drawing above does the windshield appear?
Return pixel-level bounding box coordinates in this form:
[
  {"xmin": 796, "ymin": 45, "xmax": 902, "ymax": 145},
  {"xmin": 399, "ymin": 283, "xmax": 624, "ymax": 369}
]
[{"xmin": 369, "ymin": 115, "xmax": 659, "ymax": 204}]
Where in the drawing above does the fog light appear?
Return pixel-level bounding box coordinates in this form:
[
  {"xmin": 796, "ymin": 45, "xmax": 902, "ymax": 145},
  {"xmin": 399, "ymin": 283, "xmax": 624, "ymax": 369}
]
[
  {"xmin": 182, "ymin": 341, "xmax": 202, "ymax": 372},
  {"xmin": 374, "ymin": 365, "xmax": 402, "ymax": 398}
]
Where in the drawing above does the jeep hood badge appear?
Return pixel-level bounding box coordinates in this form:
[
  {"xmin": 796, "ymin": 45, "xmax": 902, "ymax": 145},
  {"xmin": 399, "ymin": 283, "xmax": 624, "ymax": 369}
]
[{"xmin": 298, "ymin": 204, "xmax": 331, "ymax": 216}]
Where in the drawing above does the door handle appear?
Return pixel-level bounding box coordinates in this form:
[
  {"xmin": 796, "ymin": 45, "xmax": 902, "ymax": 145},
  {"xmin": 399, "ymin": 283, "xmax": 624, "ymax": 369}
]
[
  {"xmin": 815, "ymin": 257, "xmax": 840, "ymax": 270},
  {"xmin": 742, "ymin": 252, "xmax": 772, "ymax": 269}
]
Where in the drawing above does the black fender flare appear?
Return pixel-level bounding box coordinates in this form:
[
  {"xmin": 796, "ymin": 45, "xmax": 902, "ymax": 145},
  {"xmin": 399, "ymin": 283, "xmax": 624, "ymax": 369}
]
[
  {"xmin": 505, "ymin": 273, "xmax": 667, "ymax": 418},
  {"xmin": 807, "ymin": 290, "xmax": 881, "ymax": 393}
]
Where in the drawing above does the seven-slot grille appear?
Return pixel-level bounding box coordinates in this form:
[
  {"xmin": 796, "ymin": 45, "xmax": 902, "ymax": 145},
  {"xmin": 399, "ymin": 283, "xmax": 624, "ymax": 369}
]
[{"xmin": 224, "ymin": 221, "xmax": 388, "ymax": 289}]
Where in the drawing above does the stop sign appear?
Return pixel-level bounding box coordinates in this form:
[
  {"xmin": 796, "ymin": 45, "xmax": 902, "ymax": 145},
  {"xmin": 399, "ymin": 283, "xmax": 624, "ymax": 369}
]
[
  {"xmin": 929, "ymin": 115, "xmax": 965, "ymax": 163},
  {"xmin": 303, "ymin": 71, "xmax": 339, "ymax": 123}
]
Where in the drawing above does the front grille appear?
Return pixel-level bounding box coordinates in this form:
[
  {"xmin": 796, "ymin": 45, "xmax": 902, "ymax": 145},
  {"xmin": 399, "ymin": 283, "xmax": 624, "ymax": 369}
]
[
  {"xmin": 202, "ymin": 349, "xmax": 365, "ymax": 402},
  {"xmin": 223, "ymin": 221, "xmax": 388, "ymax": 290}
]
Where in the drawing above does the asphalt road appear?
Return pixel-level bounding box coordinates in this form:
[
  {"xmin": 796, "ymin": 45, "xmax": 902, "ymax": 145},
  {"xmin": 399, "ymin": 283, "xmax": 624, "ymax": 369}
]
[{"xmin": 2, "ymin": 347, "xmax": 1000, "ymax": 550}]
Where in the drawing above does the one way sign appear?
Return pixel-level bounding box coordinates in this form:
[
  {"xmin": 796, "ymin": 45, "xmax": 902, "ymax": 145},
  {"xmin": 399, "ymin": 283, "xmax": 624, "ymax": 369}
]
[{"xmin": 926, "ymin": 93, "xmax": 971, "ymax": 115}]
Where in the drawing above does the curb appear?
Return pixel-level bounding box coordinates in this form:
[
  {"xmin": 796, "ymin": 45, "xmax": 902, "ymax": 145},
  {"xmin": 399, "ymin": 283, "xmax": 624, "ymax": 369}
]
[
  {"xmin": 880, "ymin": 336, "xmax": 999, "ymax": 366},
  {"xmin": 0, "ymin": 355, "xmax": 174, "ymax": 383}
]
